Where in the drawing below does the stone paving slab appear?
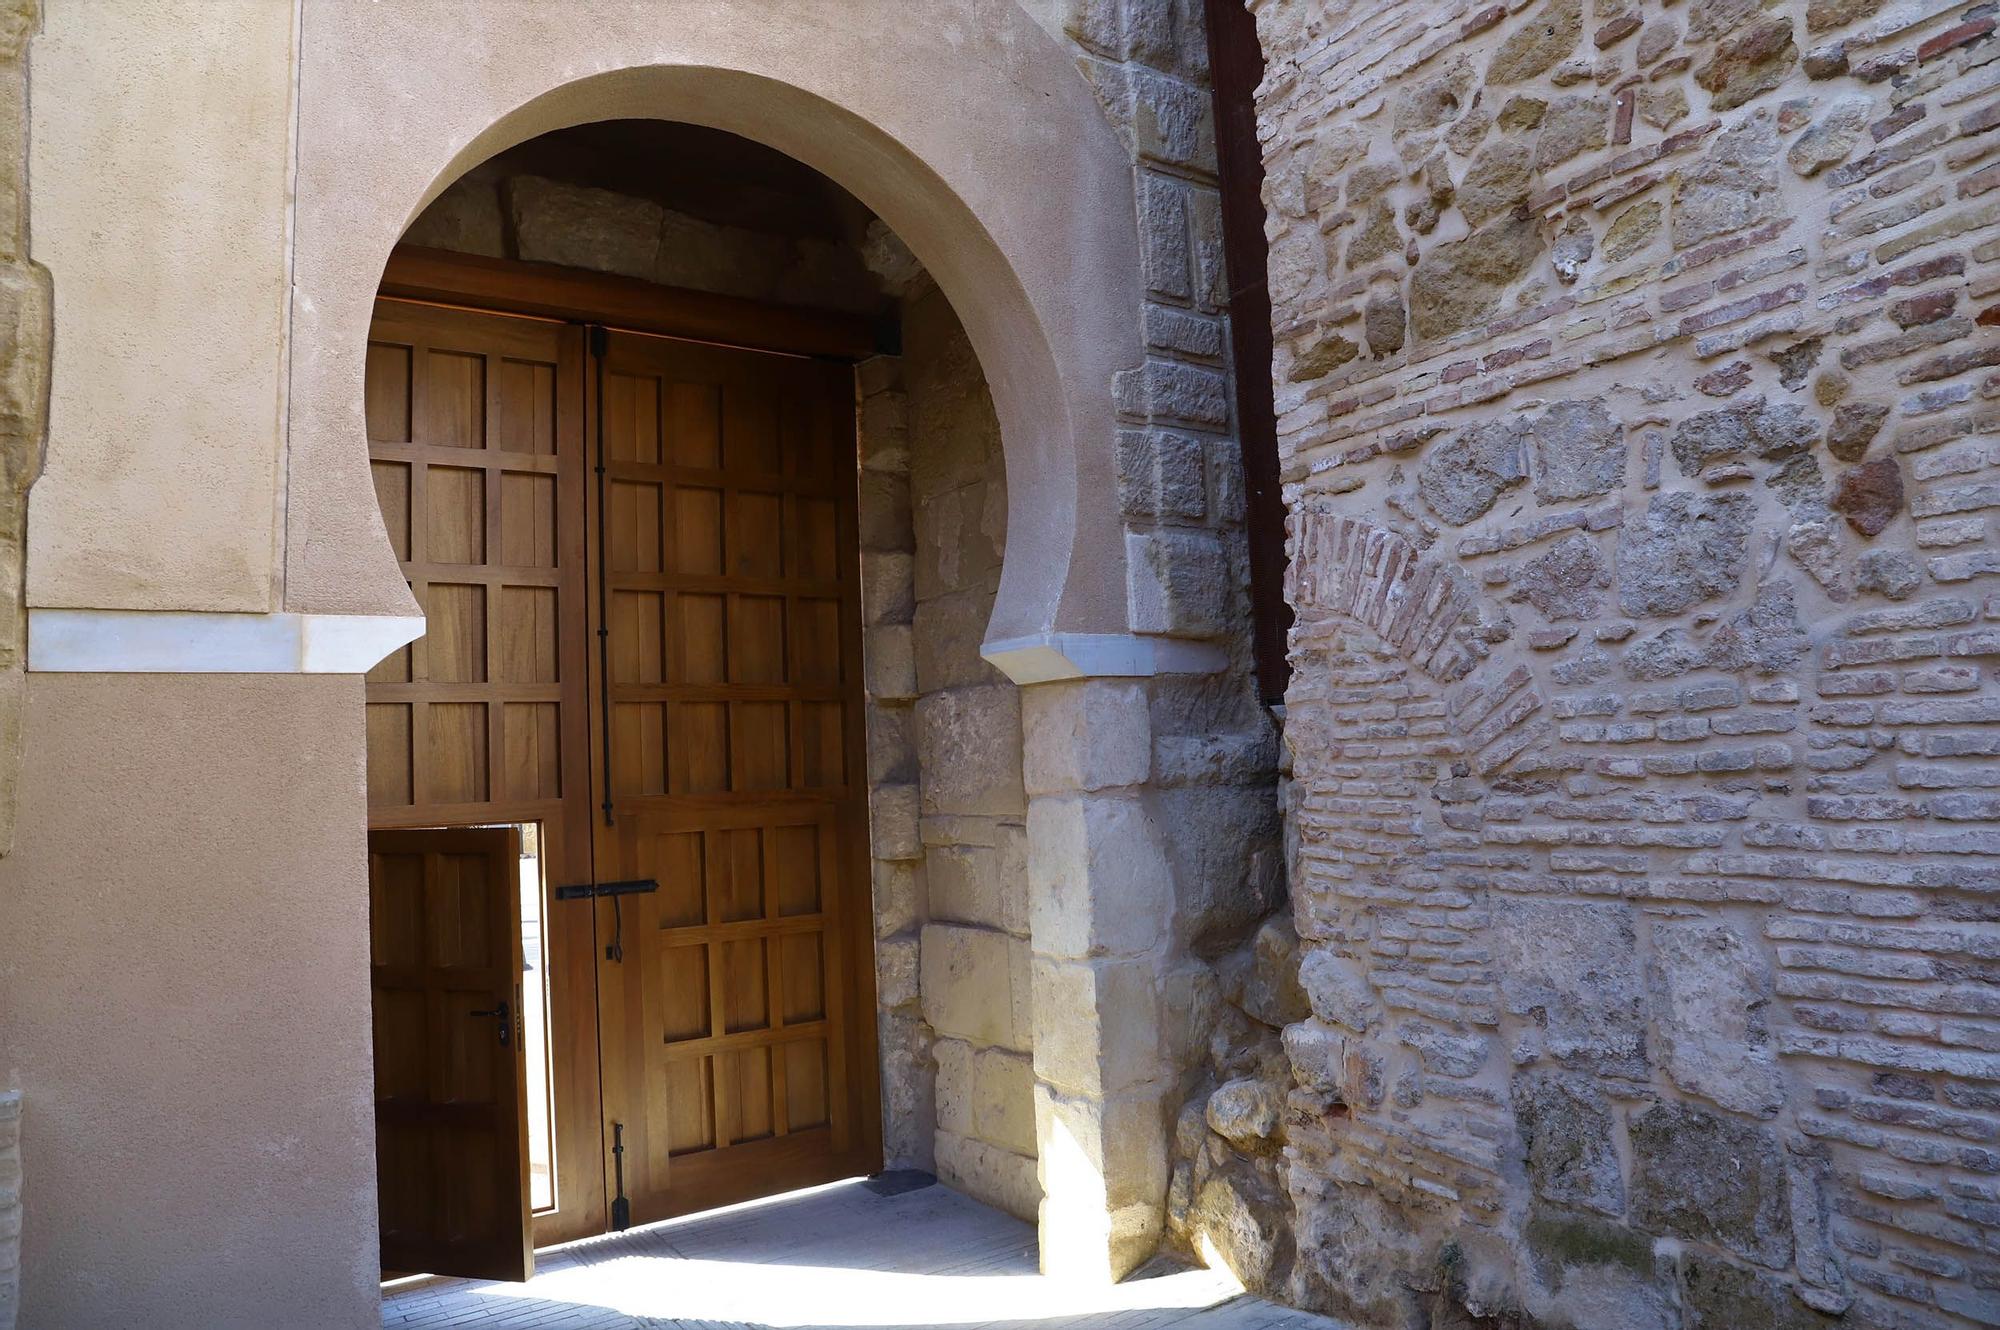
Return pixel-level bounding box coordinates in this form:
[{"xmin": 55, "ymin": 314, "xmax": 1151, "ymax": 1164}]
[{"xmin": 380, "ymin": 1178, "xmax": 1350, "ymax": 1330}]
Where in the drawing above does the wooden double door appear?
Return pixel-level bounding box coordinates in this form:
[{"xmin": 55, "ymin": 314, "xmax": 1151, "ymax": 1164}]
[{"xmin": 363, "ymin": 295, "xmax": 880, "ymax": 1280}]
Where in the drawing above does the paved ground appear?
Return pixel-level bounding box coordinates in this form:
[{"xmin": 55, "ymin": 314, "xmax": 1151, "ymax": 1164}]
[{"xmin": 381, "ymin": 1175, "xmax": 1349, "ymax": 1329}]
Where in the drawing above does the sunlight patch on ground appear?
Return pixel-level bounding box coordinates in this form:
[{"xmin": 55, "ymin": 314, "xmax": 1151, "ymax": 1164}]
[{"xmin": 476, "ymin": 1255, "xmax": 1248, "ymax": 1327}]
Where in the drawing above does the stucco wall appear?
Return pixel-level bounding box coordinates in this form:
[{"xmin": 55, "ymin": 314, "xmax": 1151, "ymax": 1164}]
[
  {"xmin": 24, "ymin": 0, "xmax": 291, "ymax": 614},
  {"xmin": 2, "ymin": 0, "xmax": 1280, "ymax": 1310},
  {"xmin": 0, "ymin": 675, "xmax": 377, "ymax": 1329},
  {"xmin": 1176, "ymin": 0, "xmax": 2000, "ymax": 1326}
]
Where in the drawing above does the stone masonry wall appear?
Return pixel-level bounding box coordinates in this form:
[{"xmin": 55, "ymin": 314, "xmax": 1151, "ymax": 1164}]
[
  {"xmin": 405, "ymin": 162, "xmax": 889, "ymax": 315},
  {"xmin": 903, "ymin": 284, "xmax": 1041, "ymax": 1220},
  {"xmin": 1230, "ymin": 0, "xmax": 2000, "ymax": 1325},
  {"xmin": 1055, "ymin": 0, "xmax": 1291, "ymax": 1273}
]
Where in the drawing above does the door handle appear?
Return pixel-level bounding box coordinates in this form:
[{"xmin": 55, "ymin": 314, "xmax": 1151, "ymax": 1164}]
[{"xmin": 468, "ymin": 1000, "xmax": 511, "ymax": 1046}]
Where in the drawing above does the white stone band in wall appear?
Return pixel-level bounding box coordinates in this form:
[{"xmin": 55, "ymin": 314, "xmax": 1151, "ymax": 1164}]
[
  {"xmin": 26, "ymin": 609, "xmax": 425, "ymax": 674},
  {"xmin": 980, "ymin": 632, "xmax": 1227, "ymax": 684}
]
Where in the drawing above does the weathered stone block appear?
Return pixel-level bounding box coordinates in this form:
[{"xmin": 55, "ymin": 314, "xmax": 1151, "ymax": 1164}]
[
  {"xmin": 871, "ymin": 859, "xmax": 921, "ymax": 938},
  {"xmin": 1532, "ymin": 400, "xmax": 1626, "ymax": 503},
  {"xmin": 870, "ymin": 783, "xmax": 921, "ymax": 861},
  {"xmin": 1511, "ymin": 532, "xmax": 1610, "ymax": 621},
  {"xmin": 860, "ymin": 551, "xmax": 917, "ymax": 627},
  {"xmin": 1297, "ymin": 948, "xmax": 1380, "ymax": 1034},
  {"xmin": 864, "ymin": 624, "xmax": 917, "ymax": 701},
  {"xmin": 1419, "ymin": 416, "xmax": 1530, "ymax": 524},
  {"xmin": 1679, "ymin": 1252, "xmax": 1840, "ymax": 1330},
  {"xmin": 1514, "ymin": 1074, "xmax": 1624, "ymax": 1216},
  {"xmin": 913, "ymin": 586, "xmax": 1000, "ymax": 693},
  {"xmin": 1523, "ymin": 1212, "xmax": 1678, "ymax": 1330},
  {"xmin": 1021, "ymin": 679, "xmax": 1151, "ymax": 795},
  {"xmin": 1630, "ymin": 1103, "xmax": 1791, "ymax": 1268},
  {"xmin": 1788, "ymin": 95, "xmax": 1871, "ymax": 177},
  {"xmin": 972, "ymin": 1045, "xmax": 1038, "ymax": 1157},
  {"xmin": 1535, "ymin": 93, "xmax": 1609, "ymax": 169},
  {"xmin": 1693, "ymin": 18, "xmax": 1797, "ymax": 111},
  {"xmin": 1031, "ymin": 954, "xmax": 1164, "ymax": 1098},
  {"xmin": 858, "ymin": 468, "xmax": 913, "ymax": 554},
  {"xmin": 875, "ymin": 932, "xmax": 921, "ymax": 1011},
  {"xmin": 1187, "ymin": 1154, "xmax": 1293, "ymax": 1293},
  {"xmin": 1117, "ymin": 428, "xmax": 1207, "ymax": 521},
  {"xmin": 1205, "ymin": 1075, "xmax": 1284, "ymax": 1154},
  {"xmin": 1034, "ymin": 1081, "xmax": 1172, "ymax": 1230},
  {"xmin": 937, "ymin": 1129, "xmax": 1041, "ymax": 1223},
  {"xmin": 1487, "ymin": 0, "xmax": 1584, "ymax": 83},
  {"xmin": 866, "ymin": 700, "xmax": 917, "ymax": 787},
  {"xmin": 927, "ymin": 831, "xmax": 1028, "ymax": 935},
  {"xmin": 1219, "ymin": 913, "xmax": 1310, "ymax": 1029},
  {"xmin": 1126, "ymin": 528, "xmax": 1230, "ymax": 638},
  {"xmin": 1672, "ymin": 109, "xmax": 1781, "ymax": 250},
  {"xmin": 1649, "ymin": 919, "xmax": 1784, "ymax": 1117},
  {"xmin": 877, "ymin": 1012, "xmax": 935, "ymax": 1172},
  {"xmin": 1831, "ymin": 457, "xmax": 1904, "ymax": 537},
  {"xmin": 916, "ymin": 685, "xmax": 1026, "ymax": 818},
  {"xmin": 402, "ymin": 171, "xmax": 507, "ymax": 257},
  {"xmin": 1457, "ymin": 141, "xmax": 1534, "ymax": 227},
  {"xmin": 507, "ymin": 174, "xmax": 661, "ymax": 279},
  {"xmin": 913, "ymin": 478, "xmax": 1006, "ymax": 602},
  {"xmin": 1671, "ymin": 397, "xmax": 1817, "ymax": 474},
  {"xmin": 1616, "ymin": 492, "xmax": 1754, "ymax": 618},
  {"xmin": 920, "ymin": 923, "xmax": 1025, "ymax": 1050},
  {"xmin": 1280, "ymin": 1019, "xmax": 1347, "ymax": 1100},
  {"xmin": 1154, "ymin": 784, "xmax": 1283, "ymax": 949},
  {"xmin": 1032, "ymin": 788, "xmax": 1168, "ymax": 956},
  {"xmin": 1410, "ymin": 212, "xmax": 1546, "ymax": 340},
  {"xmin": 1493, "ymin": 900, "xmax": 1646, "ymax": 1075}
]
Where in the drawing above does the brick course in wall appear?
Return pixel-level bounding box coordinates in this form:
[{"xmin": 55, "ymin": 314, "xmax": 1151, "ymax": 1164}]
[{"xmin": 1165, "ymin": 0, "xmax": 2000, "ymax": 1324}]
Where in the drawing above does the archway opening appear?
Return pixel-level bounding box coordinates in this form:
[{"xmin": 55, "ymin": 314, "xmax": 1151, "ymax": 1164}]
[{"xmin": 358, "ymin": 119, "xmax": 1038, "ymax": 1278}]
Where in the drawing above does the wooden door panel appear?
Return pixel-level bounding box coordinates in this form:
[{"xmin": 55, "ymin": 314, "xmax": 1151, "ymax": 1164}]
[
  {"xmin": 364, "ymin": 300, "xmax": 604, "ymax": 1249},
  {"xmin": 590, "ymin": 333, "xmax": 878, "ymax": 1224},
  {"xmin": 368, "ymin": 827, "xmax": 531, "ymax": 1283}
]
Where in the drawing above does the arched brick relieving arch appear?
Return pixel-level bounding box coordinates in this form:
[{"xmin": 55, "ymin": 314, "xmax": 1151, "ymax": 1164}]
[{"xmin": 1286, "ymin": 509, "xmax": 1549, "ymax": 780}]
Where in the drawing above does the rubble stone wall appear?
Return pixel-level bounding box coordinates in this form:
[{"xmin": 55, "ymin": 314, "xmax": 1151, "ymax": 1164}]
[{"xmin": 1214, "ymin": 0, "xmax": 2000, "ymax": 1325}]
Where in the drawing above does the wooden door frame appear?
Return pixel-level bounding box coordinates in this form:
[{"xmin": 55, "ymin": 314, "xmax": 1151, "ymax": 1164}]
[
  {"xmin": 380, "ymin": 248, "xmax": 882, "ymax": 362},
  {"xmin": 371, "ymin": 247, "xmax": 886, "ymax": 1249},
  {"xmin": 368, "ymin": 825, "xmax": 534, "ymax": 1283}
]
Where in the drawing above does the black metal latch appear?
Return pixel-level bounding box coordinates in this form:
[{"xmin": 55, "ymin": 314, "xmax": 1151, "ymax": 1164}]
[{"xmin": 555, "ymin": 879, "xmax": 658, "ymax": 963}]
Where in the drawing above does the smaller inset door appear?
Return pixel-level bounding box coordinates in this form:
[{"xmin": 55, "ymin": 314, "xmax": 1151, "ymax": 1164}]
[{"xmin": 369, "ymin": 826, "xmax": 533, "ymax": 1282}]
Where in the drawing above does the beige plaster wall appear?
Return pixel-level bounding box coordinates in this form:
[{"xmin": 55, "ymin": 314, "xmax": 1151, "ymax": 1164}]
[
  {"xmin": 285, "ymin": 0, "xmax": 1144, "ymax": 645},
  {"xmin": 0, "ymin": 675, "xmax": 377, "ymax": 1329},
  {"xmin": 24, "ymin": 0, "xmax": 293, "ymax": 614}
]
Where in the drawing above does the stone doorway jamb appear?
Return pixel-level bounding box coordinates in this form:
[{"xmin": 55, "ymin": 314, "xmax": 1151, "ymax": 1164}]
[{"xmin": 987, "ymin": 642, "xmax": 1217, "ymax": 1284}]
